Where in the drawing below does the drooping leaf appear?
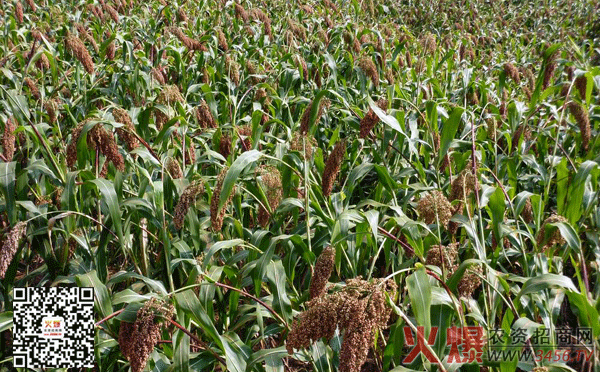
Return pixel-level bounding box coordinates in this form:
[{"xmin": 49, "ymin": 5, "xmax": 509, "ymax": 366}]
[
  {"xmin": 406, "ymin": 266, "xmax": 432, "ymax": 335},
  {"xmin": 438, "ymin": 107, "xmax": 464, "ymax": 165},
  {"xmin": 219, "ymin": 150, "xmax": 262, "ymax": 210},
  {"xmin": 0, "ymin": 162, "xmax": 16, "ymax": 223},
  {"xmin": 75, "ymin": 270, "xmax": 113, "ymax": 320},
  {"xmin": 515, "ymin": 274, "xmax": 579, "ymax": 302},
  {"xmin": 89, "ymin": 179, "xmax": 124, "ymax": 246}
]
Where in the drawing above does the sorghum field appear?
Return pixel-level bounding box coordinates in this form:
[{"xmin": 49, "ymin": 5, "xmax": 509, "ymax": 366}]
[{"xmin": 0, "ymin": 0, "xmax": 599, "ymax": 371}]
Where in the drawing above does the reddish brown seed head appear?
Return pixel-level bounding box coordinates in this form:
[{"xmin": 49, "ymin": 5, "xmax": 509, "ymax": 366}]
[
  {"xmin": 567, "ymin": 101, "xmax": 590, "ymax": 152},
  {"xmin": 15, "ymin": 1, "xmax": 24, "ymax": 24},
  {"xmin": 357, "ymin": 57, "xmax": 379, "ymax": 87},
  {"xmin": 170, "ymin": 27, "xmax": 206, "ymax": 51},
  {"xmin": 359, "ymin": 99, "xmax": 388, "ymax": 138},
  {"xmin": 299, "ymin": 98, "xmax": 330, "ymax": 135},
  {"xmin": 210, "ymin": 167, "xmax": 236, "ymax": 232},
  {"xmin": 113, "ymin": 108, "xmax": 139, "ymax": 151},
  {"xmin": 0, "ymin": 222, "xmax": 28, "ymax": 279},
  {"xmin": 309, "ymin": 246, "xmax": 335, "ymax": 299},
  {"xmin": 234, "ymin": 3, "xmax": 248, "ymax": 22},
  {"xmin": 417, "ymin": 190, "xmax": 453, "ymax": 228},
  {"xmin": 503, "ymin": 63, "xmax": 520, "ymax": 84},
  {"xmin": 536, "ymin": 214, "xmax": 568, "ymax": 252},
  {"xmin": 65, "ymin": 32, "xmax": 95, "ymax": 74},
  {"xmin": 196, "ymin": 100, "xmax": 217, "ymax": 130},
  {"xmin": 2, "ymin": 117, "xmax": 17, "ymax": 162},
  {"xmin": 256, "ymin": 165, "xmax": 282, "ymax": 227},
  {"xmin": 321, "ymin": 140, "xmax": 346, "ymax": 197},
  {"xmin": 173, "ymin": 179, "xmax": 204, "ymax": 230},
  {"xmin": 575, "ymin": 75, "xmax": 587, "ymax": 99}
]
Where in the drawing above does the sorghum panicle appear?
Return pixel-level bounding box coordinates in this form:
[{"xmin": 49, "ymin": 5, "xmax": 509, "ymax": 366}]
[
  {"xmin": 294, "ymin": 55, "xmax": 308, "ymax": 80},
  {"xmin": 66, "ymin": 118, "xmax": 125, "ymax": 174},
  {"xmin": 289, "ymin": 19, "xmax": 307, "ymax": 42},
  {"xmin": 23, "ymin": 77, "xmax": 40, "ymax": 100},
  {"xmin": 65, "ymin": 32, "xmax": 95, "ymax": 74},
  {"xmin": 521, "ymin": 199, "xmax": 534, "ymax": 223},
  {"xmin": 113, "ymin": 108, "xmax": 139, "ymax": 151},
  {"xmin": 309, "ymin": 246, "xmax": 335, "ymax": 299},
  {"xmin": 503, "ymin": 63, "xmax": 520, "ymax": 83},
  {"xmin": 536, "ymin": 214, "xmax": 567, "ymax": 251},
  {"xmin": 170, "ymin": 27, "xmax": 206, "ymax": 51},
  {"xmin": 44, "ymin": 99, "xmax": 59, "ymax": 124},
  {"xmin": 75, "ymin": 23, "xmax": 99, "ymax": 54},
  {"xmin": 173, "ymin": 179, "xmax": 204, "ymax": 230},
  {"xmin": 219, "ymin": 134, "xmax": 232, "ymax": 159},
  {"xmin": 103, "ymin": 3, "xmax": 119, "ymax": 22},
  {"xmin": 151, "ymin": 67, "xmax": 166, "ymax": 85},
  {"xmin": 15, "ymin": 1, "xmax": 24, "ymax": 24},
  {"xmin": 287, "ymin": 277, "xmax": 397, "ymax": 372},
  {"xmin": 216, "ymin": 28, "xmax": 228, "ymax": 50},
  {"xmin": 237, "ymin": 125, "xmax": 252, "ymax": 151},
  {"xmin": 568, "ymin": 101, "xmax": 590, "ymax": 152},
  {"xmin": 357, "ymin": 57, "xmax": 379, "ymax": 87},
  {"xmin": 0, "ymin": 222, "xmax": 28, "ymax": 279},
  {"xmin": 256, "ymin": 166, "xmax": 282, "ymax": 227},
  {"xmin": 426, "ymin": 243, "xmax": 459, "ymax": 271},
  {"xmin": 234, "ymin": 3, "xmax": 249, "ymax": 22},
  {"xmin": 26, "ymin": 0, "xmax": 36, "ymax": 11},
  {"xmin": 155, "ymin": 85, "xmax": 184, "ymax": 130},
  {"xmin": 575, "ymin": 75, "xmax": 587, "ymax": 99},
  {"xmin": 542, "ymin": 51, "xmax": 558, "ymax": 90},
  {"xmin": 106, "ymin": 31, "xmax": 115, "ymax": 60},
  {"xmin": 321, "ymin": 140, "xmax": 346, "ymax": 197},
  {"xmin": 359, "ymin": 99, "xmax": 388, "ymax": 138},
  {"xmin": 416, "ymin": 190, "xmax": 453, "ymax": 228},
  {"xmin": 210, "ymin": 167, "xmax": 236, "ymax": 232},
  {"xmin": 166, "ymin": 157, "xmax": 183, "ymax": 179},
  {"xmin": 290, "ymin": 132, "xmax": 317, "ymax": 160},
  {"xmin": 225, "ymin": 54, "xmax": 240, "ymax": 85},
  {"xmin": 457, "ymin": 265, "xmax": 482, "ymax": 297},
  {"xmin": 299, "ymin": 98, "xmax": 329, "ymax": 135},
  {"xmin": 249, "ymin": 8, "xmax": 270, "ymax": 24},
  {"xmin": 3, "ymin": 117, "xmax": 16, "ymax": 162},
  {"xmin": 449, "ymin": 165, "xmax": 477, "ymax": 202},
  {"xmin": 118, "ymin": 299, "xmax": 175, "ymax": 372},
  {"xmin": 195, "ymin": 100, "xmax": 217, "ymax": 129}
]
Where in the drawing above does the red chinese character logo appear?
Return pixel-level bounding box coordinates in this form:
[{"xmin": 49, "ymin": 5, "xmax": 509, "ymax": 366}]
[
  {"xmin": 403, "ymin": 326, "xmax": 438, "ymax": 364},
  {"xmin": 445, "ymin": 326, "xmax": 486, "ymax": 363},
  {"xmin": 463, "ymin": 326, "xmax": 485, "ymax": 363},
  {"xmin": 446, "ymin": 326, "xmax": 464, "ymax": 363}
]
